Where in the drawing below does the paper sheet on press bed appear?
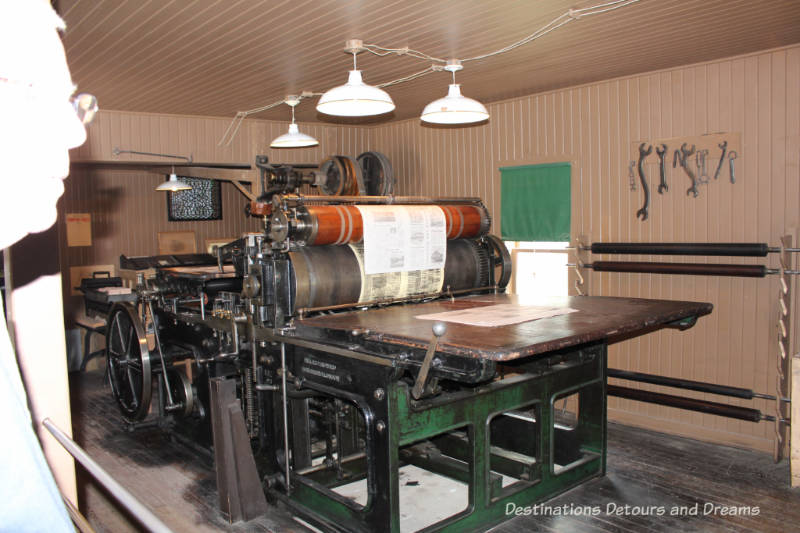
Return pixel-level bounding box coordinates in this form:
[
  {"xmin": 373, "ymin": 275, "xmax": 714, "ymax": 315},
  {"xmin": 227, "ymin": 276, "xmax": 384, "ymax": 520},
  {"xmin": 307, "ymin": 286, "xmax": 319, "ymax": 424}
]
[{"xmin": 415, "ymin": 304, "xmax": 578, "ymax": 327}]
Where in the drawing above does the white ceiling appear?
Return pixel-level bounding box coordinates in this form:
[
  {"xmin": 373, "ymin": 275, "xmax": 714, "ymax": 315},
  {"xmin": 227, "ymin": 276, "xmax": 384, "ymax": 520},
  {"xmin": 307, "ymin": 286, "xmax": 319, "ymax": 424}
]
[{"xmin": 59, "ymin": 0, "xmax": 800, "ymax": 123}]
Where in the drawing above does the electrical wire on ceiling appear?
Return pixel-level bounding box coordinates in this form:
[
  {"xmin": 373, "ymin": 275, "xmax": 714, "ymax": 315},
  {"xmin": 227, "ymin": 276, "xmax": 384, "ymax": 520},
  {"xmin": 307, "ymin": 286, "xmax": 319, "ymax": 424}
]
[
  {"xmin": 218, "ymin": 0, "xmax": 640, "ymax": 146},
  {"xmin": 218, "ymin": 94, "xmax": 322, "ymax": 146}
]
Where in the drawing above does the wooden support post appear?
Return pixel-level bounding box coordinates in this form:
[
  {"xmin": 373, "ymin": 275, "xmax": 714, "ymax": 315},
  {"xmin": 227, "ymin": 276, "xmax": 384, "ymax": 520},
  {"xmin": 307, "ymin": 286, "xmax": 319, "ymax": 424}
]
[
  {"xmin": 776, "ymin": 235, "xmax": 793, "ymax": 462},
  {"xmin": 792, "ymin": 355, "xmax": 800, "ymax": 487}
]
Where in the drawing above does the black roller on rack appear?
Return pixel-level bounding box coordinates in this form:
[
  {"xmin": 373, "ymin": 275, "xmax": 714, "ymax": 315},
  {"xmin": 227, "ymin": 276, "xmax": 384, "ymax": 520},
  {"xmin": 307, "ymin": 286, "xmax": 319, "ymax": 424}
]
[
  {"xmin": 588, "ymin": 261, "xmax": 770, "ymax": 278},
  {"xmin": 590, "ymin": 242, "xmax": 772, "ymax": 257},
  {"xmin": 608, "ymin": 368, "xmax": 773, "ymax": 400},
  {"xmin": 607, "ymin": 385, "xmax": 771, "ymax": 423}
]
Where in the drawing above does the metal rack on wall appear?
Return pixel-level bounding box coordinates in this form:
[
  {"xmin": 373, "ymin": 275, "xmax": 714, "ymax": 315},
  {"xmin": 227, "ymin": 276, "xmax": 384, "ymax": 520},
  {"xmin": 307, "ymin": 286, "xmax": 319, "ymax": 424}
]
[{"xmin": 570, "ymin": 238, "xmax": 797, "ymax": 466}]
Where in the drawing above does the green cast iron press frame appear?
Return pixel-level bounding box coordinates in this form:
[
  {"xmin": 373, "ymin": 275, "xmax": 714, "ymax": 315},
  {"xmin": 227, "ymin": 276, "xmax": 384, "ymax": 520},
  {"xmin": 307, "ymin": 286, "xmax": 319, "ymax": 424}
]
[
  {"xmin": 258, "ymin": 295, "xmax": 711, "ymax": 533},
  {"xmin": 280, "ymin": 342, "xmax": 605, "ymax": 532}
]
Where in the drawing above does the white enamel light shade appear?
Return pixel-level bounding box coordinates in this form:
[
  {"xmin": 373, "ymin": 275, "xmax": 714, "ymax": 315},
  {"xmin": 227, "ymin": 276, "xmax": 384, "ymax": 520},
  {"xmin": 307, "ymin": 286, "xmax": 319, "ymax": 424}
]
[
  {"xmin": 270, "ymin": 123, "xmax": 319, "ymax": 148},
  {"xmin": 316, "ymin": 70, "xmax": 395, "ymax": 117},
  {"xmin": 156, "ymin": 173, "xmax": 191, "ymax": 192},
  {"xmin": 421, "ymin": 84, "xmax": 489, "ymax": 125}
]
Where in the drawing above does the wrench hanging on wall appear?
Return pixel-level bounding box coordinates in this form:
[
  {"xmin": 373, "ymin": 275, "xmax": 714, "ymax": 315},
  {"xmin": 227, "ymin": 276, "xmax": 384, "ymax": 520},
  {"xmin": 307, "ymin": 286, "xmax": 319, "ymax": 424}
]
[
  {"xmin": 636, "ymin": 143, "xmax": 652, "ymax": 220},
  {"xmin": 728, "ymin": 151, "xmax": 738, "ymax": 183},
  {"xmin": 676, "ymin": 143, "xmax": 698, "ymax": 197},
  {"xmin": 696, "ymin": 149, "xmax": 709, "ymax": 185},
  {"xmin": 656, "ymin": 144, "xmax": 668, "ymax": 194},
  {"xmin": 713, "ymin": 140, "xmax": 728, "ymax": 180},
  {"xmin": 628, "ymin": 160, "xmax": 637, "ymax": 191}
]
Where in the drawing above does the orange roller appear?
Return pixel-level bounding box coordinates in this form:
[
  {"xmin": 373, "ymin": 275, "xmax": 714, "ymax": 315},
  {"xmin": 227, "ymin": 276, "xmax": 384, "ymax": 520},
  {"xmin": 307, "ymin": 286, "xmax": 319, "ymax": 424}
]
[
  {"xmin": 305, "ymin": 205, "xmax": 364, "ymax": 245},
  {"xmin": 298, "ymin": 204, "xmax": 489, "ymax": 246},
  {"xmin": 440, "ymin": 205, "xmax": 488, "ymax": 240}
]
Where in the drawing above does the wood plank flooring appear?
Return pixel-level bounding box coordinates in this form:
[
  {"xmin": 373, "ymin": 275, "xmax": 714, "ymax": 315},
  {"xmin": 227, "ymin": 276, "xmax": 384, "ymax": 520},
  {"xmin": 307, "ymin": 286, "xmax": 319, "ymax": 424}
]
[{"xmin": 70, "ymin": 371, "xmax": 799, "ymax": 532}]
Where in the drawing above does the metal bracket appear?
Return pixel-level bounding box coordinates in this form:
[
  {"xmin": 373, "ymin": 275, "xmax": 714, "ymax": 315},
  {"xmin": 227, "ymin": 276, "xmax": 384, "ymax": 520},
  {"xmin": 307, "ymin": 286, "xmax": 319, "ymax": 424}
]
[{"xmin": 666, "ymin": 315, "xmax": 699, "ymax": 331}]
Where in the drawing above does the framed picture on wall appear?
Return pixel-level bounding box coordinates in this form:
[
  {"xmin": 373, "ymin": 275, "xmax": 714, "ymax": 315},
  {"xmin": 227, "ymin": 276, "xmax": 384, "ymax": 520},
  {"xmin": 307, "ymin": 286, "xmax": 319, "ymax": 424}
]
[{"xmin": 167, "ymin": 177, "xmax": 223, "ymax": 221}]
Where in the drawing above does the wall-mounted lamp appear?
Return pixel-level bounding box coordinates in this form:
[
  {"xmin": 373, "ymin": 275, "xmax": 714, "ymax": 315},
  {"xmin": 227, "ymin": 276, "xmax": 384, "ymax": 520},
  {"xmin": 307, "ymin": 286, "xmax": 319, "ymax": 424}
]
[
  {"xmin": 316, "ymin": 40, "xmax": 395, "ymax": 117},
  {"xmin": 421, "ymin": 59, "xmax": 488, "ymax": 125},
  {"xmin": 155, "ymin": 167, "xmax": 191, "ymax": 192},
  {"xmin": 270, "ymin": 96, "xmax": 319, "ymax": 148}
]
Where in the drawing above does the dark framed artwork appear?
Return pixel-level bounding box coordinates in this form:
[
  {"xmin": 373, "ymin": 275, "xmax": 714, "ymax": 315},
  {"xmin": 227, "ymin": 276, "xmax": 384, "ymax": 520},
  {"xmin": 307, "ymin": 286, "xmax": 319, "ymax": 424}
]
[{"xmin": 167, "ymin": 177, "xmax": 223, "ymax": 221}]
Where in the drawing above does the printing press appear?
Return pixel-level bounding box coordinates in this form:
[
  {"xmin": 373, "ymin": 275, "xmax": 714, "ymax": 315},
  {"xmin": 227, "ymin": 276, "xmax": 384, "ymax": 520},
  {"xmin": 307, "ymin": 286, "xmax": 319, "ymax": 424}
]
[{"xmin": 101, "ymin": 154, "xmax": 712, "ymax": 532}]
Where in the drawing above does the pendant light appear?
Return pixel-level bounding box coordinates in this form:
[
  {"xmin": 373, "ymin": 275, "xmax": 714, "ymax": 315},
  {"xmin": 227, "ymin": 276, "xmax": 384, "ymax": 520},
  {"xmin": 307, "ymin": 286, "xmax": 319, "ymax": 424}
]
[
  {"xmin": 156, "ymin": 167, "xmax": 191, "ymax": 191},
  {"xmin": 421, "ymin": 60, "xmax": 489, "ymax": 125},
  {"xmin": 316, "ymin": 40, "xmax": 395, "ymax": 117},
  {"xmin": 270, "ymin": 96, "xmax": 319, "ymax": 148}
]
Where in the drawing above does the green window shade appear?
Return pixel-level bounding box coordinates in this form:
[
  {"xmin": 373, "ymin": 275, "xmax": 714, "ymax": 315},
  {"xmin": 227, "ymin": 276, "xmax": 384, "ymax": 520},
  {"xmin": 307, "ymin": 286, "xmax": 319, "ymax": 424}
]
[{"xmin": 500, "ymin": 162, "xmax": 571, "ymax": 242}]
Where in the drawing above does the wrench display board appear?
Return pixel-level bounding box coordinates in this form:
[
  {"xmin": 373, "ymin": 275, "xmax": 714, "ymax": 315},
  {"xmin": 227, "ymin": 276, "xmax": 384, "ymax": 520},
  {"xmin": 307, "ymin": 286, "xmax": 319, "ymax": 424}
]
[
  {"xmin": 631, "ymin": 132, "xmax": 741, "ymax": 167},
  {"xmin": 628, "ymin": 132, "xmax": 742, "ymax": 219},
  {"xmin": 632, "ymin": 133, "xmax": 742, "ymax": 189}
]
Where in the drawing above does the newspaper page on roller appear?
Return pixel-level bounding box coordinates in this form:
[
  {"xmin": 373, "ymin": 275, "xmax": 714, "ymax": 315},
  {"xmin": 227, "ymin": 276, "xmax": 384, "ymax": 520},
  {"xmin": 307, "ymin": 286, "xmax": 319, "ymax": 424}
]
[
  {"xmin": 349, "ymin": 243, "xmax": 445, "ymax": 302},
  {"xmin": 351, "ymin": 205, "xmax": 446, "ymax": 302}
]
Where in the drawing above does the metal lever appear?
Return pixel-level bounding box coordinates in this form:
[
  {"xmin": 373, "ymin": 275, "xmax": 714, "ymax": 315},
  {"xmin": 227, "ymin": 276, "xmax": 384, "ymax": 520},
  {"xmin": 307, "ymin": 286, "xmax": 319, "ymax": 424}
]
[{"xmin": 411, "ymin": 322, "xmax": 447, "ymax": 400}]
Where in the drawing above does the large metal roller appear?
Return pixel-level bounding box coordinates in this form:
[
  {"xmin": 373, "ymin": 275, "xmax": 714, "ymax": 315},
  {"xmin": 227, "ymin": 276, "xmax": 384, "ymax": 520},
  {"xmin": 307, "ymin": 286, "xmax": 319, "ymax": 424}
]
[
  {"xmin": 293, "ymin": 204, "xmax": 491, "ymax": 246},
  {"xmin": 289, "ymin": 245, "xmax": 362, "ymax": 309},
  {"xmin": 590, "ymin": 242, "xmax": 771, "ymax": 257},
  {"xmin": 290, "ymin": 237, "xmax": 504, "ymax": 310},
  {"xmin": 587, "ymin": 261, "xmax": 770, "ymax": 278}
]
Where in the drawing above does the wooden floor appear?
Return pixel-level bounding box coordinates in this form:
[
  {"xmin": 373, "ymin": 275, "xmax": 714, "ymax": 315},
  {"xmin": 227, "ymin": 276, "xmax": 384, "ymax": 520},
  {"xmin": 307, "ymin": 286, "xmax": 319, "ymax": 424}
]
[{"xmin": 71, "ymin": 371, "xmax": 799, "ymax": 533}]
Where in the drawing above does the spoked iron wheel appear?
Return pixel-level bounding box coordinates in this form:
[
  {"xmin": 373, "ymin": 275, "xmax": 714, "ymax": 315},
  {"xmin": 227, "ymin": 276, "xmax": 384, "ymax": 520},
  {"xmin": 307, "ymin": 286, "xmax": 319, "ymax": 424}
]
[{"xmin": 106, "ymin": 303, "xmax": 152, "ymax": 421}]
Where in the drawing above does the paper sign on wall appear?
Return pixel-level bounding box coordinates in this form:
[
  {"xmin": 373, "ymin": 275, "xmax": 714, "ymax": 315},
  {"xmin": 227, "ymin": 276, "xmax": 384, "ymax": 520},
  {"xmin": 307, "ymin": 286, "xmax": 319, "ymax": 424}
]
[{"xmin": 66, "ymin": 213, "xmax": 92, "ymax": 247}]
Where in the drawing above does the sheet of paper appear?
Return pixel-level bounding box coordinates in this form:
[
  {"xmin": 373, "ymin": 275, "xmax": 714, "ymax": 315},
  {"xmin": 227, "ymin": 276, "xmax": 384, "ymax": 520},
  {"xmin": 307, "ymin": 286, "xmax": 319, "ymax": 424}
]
[
  {"xmin": 66, "ymin": 213, "xmax": 92, "ymax": 246},
  {"xmin": 97, "ymin": 287, "xmax": 132, "ymax": 295},
  {"xmin": 356, "ymin": 205, "xmax": 446, "ymax": 275},
  {"xmin": 415, "ymin": 304, "xmax": 578, "ymax": 327}
]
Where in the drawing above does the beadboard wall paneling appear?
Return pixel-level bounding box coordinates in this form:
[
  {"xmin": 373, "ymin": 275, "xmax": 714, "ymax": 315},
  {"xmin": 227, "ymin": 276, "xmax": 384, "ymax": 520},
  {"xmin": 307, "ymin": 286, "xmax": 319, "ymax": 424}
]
[{"xmin": 367, "ymin": 45, "xmax": 800, "ymax": 453}]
